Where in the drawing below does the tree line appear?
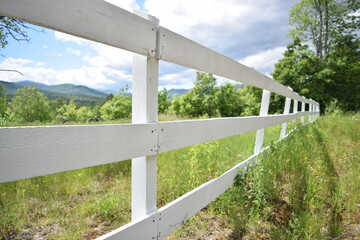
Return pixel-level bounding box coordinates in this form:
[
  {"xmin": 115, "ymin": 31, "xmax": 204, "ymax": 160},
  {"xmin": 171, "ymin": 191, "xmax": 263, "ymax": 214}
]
[
  {"xmin": 0, "ymin": 72, "xmax": 276, "ymax": 125},
  {"xmin": 273, "ymin": 0, "xmax": 359, "ymax": 112}
]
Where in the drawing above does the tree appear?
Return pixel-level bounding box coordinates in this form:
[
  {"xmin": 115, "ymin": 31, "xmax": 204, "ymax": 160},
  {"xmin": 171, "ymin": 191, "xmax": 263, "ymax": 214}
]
[
  {"xmin": 238, "ymin": 85, "xmax": 262, "ymax": 116},
  {"xmin": 275, "ymin": 0, "xmax": 359, "ymax": 112},
  {"xmin": 158, "ymin": 88, "xmax": 170, "ymax": 114},
  {"xmin": 272, "ymin": 38, "xmax": 323, "ymax": 102},
  {"xmin": 50, "ymin": 97, "xmax": 67, "ymax": 112},
  {"xmin": 178, "ymin": 72, "xmax": 218, "ymax": 117},
  {"xmin": 77, "ymin": 106, "xmax": 92, "ymax": 122},
  {"xmin": 289, "ymin": 0, "xmax": 359, "ymax": 60},
  {"xmin": 0, "ymin": 16, "xmax": 31, "ymax": 48},
  {"xmin": 100, "ymin": 88, "xmax": 131, "ymax": 120},
  {"xmin": 87, "ymin": 106, "xmax": 102, "ymax": 122},
  {"xmin": 169, "ymin": 94, "xmax": 181, "ymax": 115},
  {"xmin": 55, "ymin": 99, "xmax": 78, "ymax": 122},
  {"xmin": 320, "ymin": 34, "xmax": 360, "ymax": 111},
  {"xmin": 105, "ymin": 93, "xmax": 114, "ymax": 102},
  {"xmin": 9, "ymin": 86, "xmax": 51, "ymax": 123},
  {"xmin": 215, "ymin": 82, "xmax": 243, "ymax": 117}
]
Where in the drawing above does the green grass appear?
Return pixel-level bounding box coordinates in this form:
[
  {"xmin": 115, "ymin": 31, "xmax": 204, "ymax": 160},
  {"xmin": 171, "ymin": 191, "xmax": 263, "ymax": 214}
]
[
  {"xmin": 1, "ymin": 113, "xmax": 359, "ymax": 239},
  {"xmin": 166, "ymin": 113, "xmax": 359, "ymax": 239}
]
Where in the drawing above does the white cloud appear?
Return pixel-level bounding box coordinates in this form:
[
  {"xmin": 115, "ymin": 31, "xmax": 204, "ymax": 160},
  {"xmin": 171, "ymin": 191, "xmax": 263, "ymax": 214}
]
[
  {"xmin": 159, "ymin": 69, "xmax": 196, "ymax": 89},
  {"xmin": 66, "ymin": 48, "xmax": 81, "ymax": 56},
  {"xmin": 239, "ymin": 46, "xmax": 286, "ymax": 73},
  {"xmin": 5, "ymin": 58, "xmax": 32, "ymax": 65},
  {"xmin": 144, "ymin": 0, "xmax": 295, "ymax": 55},
  {"xmin": 83, "ymin": 44, "xmax": 132, "ymax": 68},
  {"xmin": 145, "ymin": 0, "xmax": 254, "ymax": 33},
  {"xmin": 45, "ymin": 52, "xmax": 63, "ymax": 57},
  {"xmin": 0, "ymin": 58, "xmax": 131, "ymax": 89},
  {"xmin": 35, "ymin": 62, "xmax": 47, "ymax": 67}
]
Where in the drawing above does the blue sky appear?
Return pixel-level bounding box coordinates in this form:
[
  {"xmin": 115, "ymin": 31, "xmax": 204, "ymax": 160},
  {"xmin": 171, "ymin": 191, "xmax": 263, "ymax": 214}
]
[{"xmin": 0, "ymin": 0, "xmax": 298, "ymax": 92}]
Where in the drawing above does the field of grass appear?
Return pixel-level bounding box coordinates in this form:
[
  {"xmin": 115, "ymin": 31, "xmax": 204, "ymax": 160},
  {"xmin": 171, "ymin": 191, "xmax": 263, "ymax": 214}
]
[
  {"xmin": 167, "ymin": 113, "xmax": 359, "ymax": 239},
  {"xmin": 0, "ymin": 113, "xmax": 359, "ymax": 239}
]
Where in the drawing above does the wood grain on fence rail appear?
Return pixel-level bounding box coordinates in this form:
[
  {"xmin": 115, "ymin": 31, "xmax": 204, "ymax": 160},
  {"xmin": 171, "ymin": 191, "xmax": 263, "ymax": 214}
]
[
  {"xmin": 159, "ymin": 112, "xmax": 311, "ymax": 153},
  {"xmin": 0, "ymin": 0, "xmax": 157, "ymax": 57},
  {"xmin": 0, "ymin": 124, "xmax": 157, "ymax": 182}
]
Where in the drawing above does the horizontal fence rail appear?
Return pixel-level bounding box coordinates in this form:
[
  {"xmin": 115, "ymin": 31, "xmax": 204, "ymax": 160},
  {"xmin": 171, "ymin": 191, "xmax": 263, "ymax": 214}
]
[
  {"xmin": 159, "ymin": 112, "xmax": 312, "ymax": 152},
  {"xmin": 0, "ymin": 112, "xmax": 313, "ymax": 183},
  {"xmin": 0, "ymin": 0, "xmax": 158, "ymax": 57},
  {"xmin": 0, "ymin": 124, "xmax": 158, "ymax": 182},
  {"xmin": 158, "ymin": 27, "xmax": 315, "ymax": 105},
  {"xmin": 0, "ymin": 0, "xmax": 320, "ymax": 239}
]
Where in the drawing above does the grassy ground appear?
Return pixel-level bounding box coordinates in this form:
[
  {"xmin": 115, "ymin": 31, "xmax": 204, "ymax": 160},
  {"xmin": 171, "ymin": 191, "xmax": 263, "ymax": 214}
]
[
  {"xmin": 0, "ymin": 113, "xmax": 359, "ymax": 239},
  {"xmin": 167, "ymin": 113, "xmax": 359, "ymax": 239}
]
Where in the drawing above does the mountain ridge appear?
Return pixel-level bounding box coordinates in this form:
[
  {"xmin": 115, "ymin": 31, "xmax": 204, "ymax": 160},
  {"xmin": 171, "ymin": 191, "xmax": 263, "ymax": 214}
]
[
  {"xmin": 11, "ymin": 80, "xmax": 108, "ymax": 98},
  {"xmin": 0, "ymin": 80, "xmax": 192, "ymax": 103},
  {"xmin": 0, "ymin": 80, "xmax": 107, "ymax": 106}
]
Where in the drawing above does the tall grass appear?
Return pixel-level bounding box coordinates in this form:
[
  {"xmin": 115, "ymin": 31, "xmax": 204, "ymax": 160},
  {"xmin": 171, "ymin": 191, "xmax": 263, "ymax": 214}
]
[
  {"xmin": 167, "ymin": 113, "xmax": 359, "ymax": 239},
  {"xmin": 1, "ymin": 113, "xmax": 358, "ymax": 239}
]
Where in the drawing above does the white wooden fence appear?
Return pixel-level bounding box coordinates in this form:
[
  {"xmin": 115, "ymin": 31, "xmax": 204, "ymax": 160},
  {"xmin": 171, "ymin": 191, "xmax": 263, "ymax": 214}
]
[{"xmin": 0, "ymin": 1, "xmax": 320, "ymax": 239}]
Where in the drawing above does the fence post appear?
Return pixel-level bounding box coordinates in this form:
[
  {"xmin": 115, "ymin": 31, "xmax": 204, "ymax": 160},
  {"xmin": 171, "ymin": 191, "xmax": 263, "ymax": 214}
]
[
  {"xmin": 307, "ymin": 103, "xmax": 311, "ymax": 122},
  {"xmin": 280, "ymin": 97, "xmax": 291, "ymax": 139},
  {"xmin": 301, "ymin": 102, "xmax": 305, "ymax": 124},
  {"xmin": 131, "ymin": 12, "xmax": 159, "ymax": 221},
  {"xmin": 309, "ymin": 102, "xmax": 313, "ymax": 122},
  {"xmin": 312, "ymin": 104, "xmax": 315, "ymax": 121},
  {"xmin": 254, "ymin": 90, "xmax": 271, "ymax": 154},
  {"xmin": 310, "ymin": 100, "xmax": 315, "ymax": 122},
  {"xmin": 293, "ymin": 100, "xmax": 298, "ymax": 127}
]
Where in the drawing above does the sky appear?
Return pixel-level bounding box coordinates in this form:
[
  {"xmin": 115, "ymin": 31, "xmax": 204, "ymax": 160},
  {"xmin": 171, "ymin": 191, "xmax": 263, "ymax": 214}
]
[{"xmin": 0, "ymin": 0, "xmax": 298, "ymax": 92}]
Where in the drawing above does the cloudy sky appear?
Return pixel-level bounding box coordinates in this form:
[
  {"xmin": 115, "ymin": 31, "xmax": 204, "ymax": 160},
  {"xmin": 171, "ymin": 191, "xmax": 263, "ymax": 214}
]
[{"xmin": 0, "ymin": 0, "xmax": 298, "ymax": 91}]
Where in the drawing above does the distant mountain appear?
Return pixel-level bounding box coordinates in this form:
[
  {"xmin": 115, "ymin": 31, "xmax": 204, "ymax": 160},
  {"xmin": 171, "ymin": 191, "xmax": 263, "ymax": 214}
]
[
  {"xmin": 167, "ymin": 88, "xmax": 190, "ymax": 99},
  {"xmin": 0, "ymin": 81, "xmax": 24, "ymax": 95},
  {"xmin": 1, "ymin": 80, "xmax": 107, "ymax": 97},
  {"xmin": 16, "ymin": 80, "xmax": 48, "ymax": 88},
  {"xmin": 0, "ymin": 80, "xmax": 108, "ymax": 106},
  {"xmin": 100, "ymin": 89, "xmax": 118, "ymax": 95},
  {"xmin": 14, "ymin": 80, "xmax": 108, "ymax": 98}
]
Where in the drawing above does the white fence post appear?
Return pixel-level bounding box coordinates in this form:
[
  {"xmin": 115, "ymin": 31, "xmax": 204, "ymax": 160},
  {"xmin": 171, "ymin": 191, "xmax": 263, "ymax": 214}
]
[
  {"xmin": 309, "ymin": 102, "xmax": 314, "ymax": 122},
  {"xmin": 307, "ymin": 103, "xmax": 310, "ymax": 122},
  {"xmin": 293, "ymin": 100, "xmax": 298, "ymax": 127},
  {"xmin": 309, "ymin": 99, "xmax": 315, "ymax": 122},
  {"xmin": 280, "ymin": 97, "xmax": 291, "ymax": 139},
  {"xmin": 312, "ymin": 104, "xmax": 315, "ymax": 121},
  {"xmin": 131, "ymin": 12, "xmax": 159, "ymax": 221},
  {"xmin": 301, "ymin": 102, "xmax": 305, "ymax": 124},
  {"xmin": 254, "ymin": 90, "xmax": 271, "ymax": 154}
]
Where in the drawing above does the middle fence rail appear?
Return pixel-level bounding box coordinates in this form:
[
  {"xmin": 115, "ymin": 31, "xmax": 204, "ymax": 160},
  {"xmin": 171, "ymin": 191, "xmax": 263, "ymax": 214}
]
[{"xmin": 0, "ymin": 0, "xmax": 320, "ymax": 239}]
